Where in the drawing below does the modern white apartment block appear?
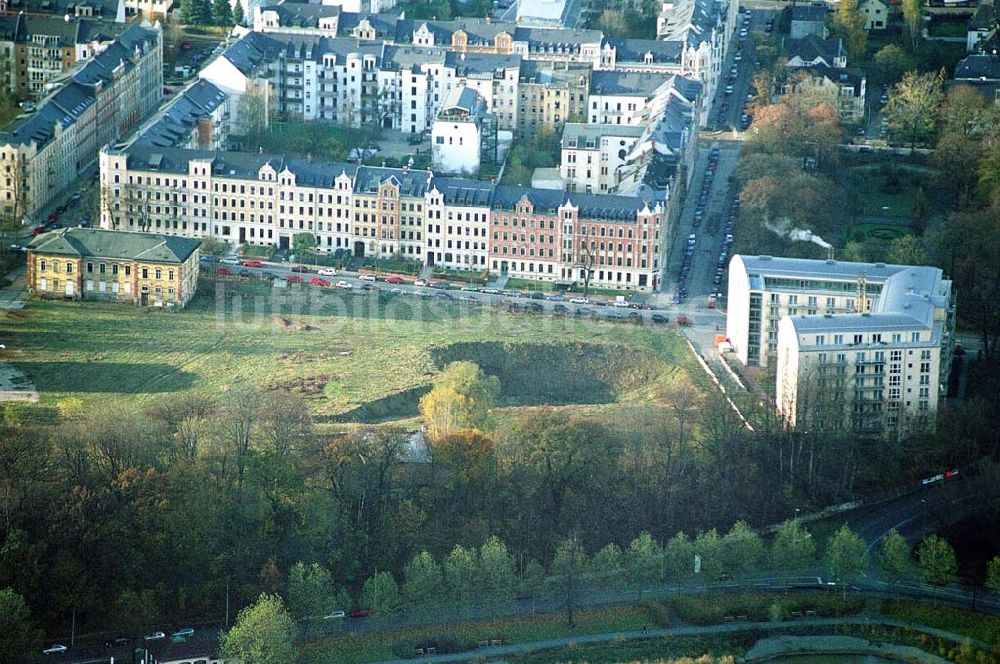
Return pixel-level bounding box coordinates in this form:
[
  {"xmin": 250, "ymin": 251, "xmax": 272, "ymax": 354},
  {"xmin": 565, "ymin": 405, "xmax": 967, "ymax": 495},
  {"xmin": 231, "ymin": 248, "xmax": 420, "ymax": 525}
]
[
  {"xmin": 431, "ymin": 86, "xmax": 491, "ymax": 175},
  {"xmin": 726, "ymin": 255, "xmax": 956, "ymax": 438},
  {"xmin": 560, "ymin": 123, "xmax": 646, "ymax": 194}
]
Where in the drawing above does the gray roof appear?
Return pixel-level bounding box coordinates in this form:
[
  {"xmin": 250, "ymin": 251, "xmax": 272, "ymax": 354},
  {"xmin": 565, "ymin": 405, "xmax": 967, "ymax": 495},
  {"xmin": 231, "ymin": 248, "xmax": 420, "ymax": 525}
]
[
  {"xmin": 606, "ymin": 38, "xmax": 683, "ymax": 64},
  {"xmin": 561, "ymin": 122, "xmax": 645, "ymax": 148},
  {"xmin": 590, "ymin": 70, "xmax": 674, "ymax": 96},
  {"xmin": 791, "ymin": 4, "xmax": 830, "ymax": 22},
  {"xmin": 954, "ymin": 54, "xmax": 1000, "ymax": 80},
  {"xmin": 439, "ymin": 86, "xmax": 485, "ymax": 117},
  {"xmin": 134, "ymin": 79, "xmax": 228, "ymax": 149},
  {"xmin": 429, "ymin": 177, "xmax": 493, "ymax": 206},
  {"xmin": 784, "ymin": 35, "xmax": 845, "ymax": 66},
  {"xmin": 970, "ymin": 0, "xmax": 996, "ymax": 31},
  {"xmin": 443, "ymin": 50, "xmax": 521, "ymax": 75},
  {"xmin": 258, "ymin": 1, "xmax": 342, "ymax": 27},
  {"xmin": 658, "ymin": 0, "xmax": 726, "ymax": 49},
  {"xmin": 800, "ymin": 64, "xmax": 866, "ymax": 96},
  {"xmin": 28, "ymin": 228, "xmax": 201, "ymax": 263},
  {"xmin": 382, "ymin": 44, "xmax": 447, "ymax": 70},
  {"xmin": 491, "ymin": 185, "xmax": 655, "ymax": 219},
  {"xmin": 9, "ymin": 0, "xmax": 122, "ymax": 21}
]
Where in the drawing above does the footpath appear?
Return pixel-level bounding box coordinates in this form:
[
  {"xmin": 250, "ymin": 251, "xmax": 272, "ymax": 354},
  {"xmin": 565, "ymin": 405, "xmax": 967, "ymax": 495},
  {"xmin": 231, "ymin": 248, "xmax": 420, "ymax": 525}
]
[{"xmin": 370, "ymin": 615, "xmax": 990, "ymax": 664}]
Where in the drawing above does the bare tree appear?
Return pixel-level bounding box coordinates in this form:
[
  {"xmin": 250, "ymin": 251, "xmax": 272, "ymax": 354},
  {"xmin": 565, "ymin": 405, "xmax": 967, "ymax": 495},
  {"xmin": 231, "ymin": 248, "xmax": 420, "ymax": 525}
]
[
  {"xmin": 259, "ymin": 391, "xmax": 312, "ymax": 458},
  {"xmin": 576, "ymin": 241, "xmax": 596, "ymax": 296},
  {"xmin": 218, "ymin": 387, "xmax": 261, "ymax": 492}
]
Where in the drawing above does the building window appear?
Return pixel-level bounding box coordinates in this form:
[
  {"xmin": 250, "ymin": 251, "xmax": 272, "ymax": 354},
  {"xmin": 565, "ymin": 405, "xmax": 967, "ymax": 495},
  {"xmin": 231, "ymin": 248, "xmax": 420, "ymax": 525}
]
[{"xmin": 142, "ymin": 268, "xmax": 148, "ymax": 279}]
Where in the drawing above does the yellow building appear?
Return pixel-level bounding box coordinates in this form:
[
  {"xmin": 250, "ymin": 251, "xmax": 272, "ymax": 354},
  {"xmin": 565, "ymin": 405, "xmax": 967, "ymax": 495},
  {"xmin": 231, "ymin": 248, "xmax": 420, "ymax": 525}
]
[{"xmin": 27, "ymin": 228, "xmax": 201, "ymax": 307}]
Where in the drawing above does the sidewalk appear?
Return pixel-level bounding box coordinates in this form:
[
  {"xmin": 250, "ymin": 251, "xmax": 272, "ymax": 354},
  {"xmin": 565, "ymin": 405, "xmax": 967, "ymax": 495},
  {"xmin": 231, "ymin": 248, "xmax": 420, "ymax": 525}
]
[
  {"xmin": 370, "ymin": 615, "xmax": 989, "ymax": 664},
  {"xmin": 0, "ymin": 266, "xmax": 28, "ymax": 310}
]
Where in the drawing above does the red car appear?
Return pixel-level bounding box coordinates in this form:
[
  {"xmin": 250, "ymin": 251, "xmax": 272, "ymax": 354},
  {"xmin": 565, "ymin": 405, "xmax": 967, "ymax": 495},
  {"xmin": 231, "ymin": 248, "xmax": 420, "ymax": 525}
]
[
  {"xmin": 290, "ymin": 265, "xmax": 309, "ymax": 273},
  {"xmin": 309, "ymin": 277, "xmax": 331, "ymax": 287},
  {"xmin": 241, "ymin": 259, "xmax": 263, "ymax": 268},
  {"xmin": 180, "ymin": 41, "xmax": 193, "ymax": 50},
  {"xmin": 348, "ymin": 608, "xmax": 371, "ymax": 618},
  {"xmin": 285, "ymin": 275, "xmax": 304, "ymax": 284},
  {"xmin": 384, "ymin": 276, "xmax": 404, "ymax": 284},
  {"xmin": 47, "ymin": 212, "xmax": 58, "ymax": 223},
  {"xmin": 30, "ymin": 225, "xmax": 47, "ymax": 236},
  {"xmin": 216, "ymin": 267, "xmax": 234, "ymax": 276},
  {"xmin": 676, "ymin": 315, "xmax": 693, "ymax": 326}
]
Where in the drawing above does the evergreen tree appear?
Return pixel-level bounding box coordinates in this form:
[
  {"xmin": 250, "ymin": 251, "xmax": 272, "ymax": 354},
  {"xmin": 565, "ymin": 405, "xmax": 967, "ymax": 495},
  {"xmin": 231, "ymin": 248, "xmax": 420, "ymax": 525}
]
[
  {"xmin": 232, "ymin": 0, "xmax": 245, "ymax": 25},
  {"xmin": 212, "ymin": 0, "xmax": 233, "ymax": 26}
]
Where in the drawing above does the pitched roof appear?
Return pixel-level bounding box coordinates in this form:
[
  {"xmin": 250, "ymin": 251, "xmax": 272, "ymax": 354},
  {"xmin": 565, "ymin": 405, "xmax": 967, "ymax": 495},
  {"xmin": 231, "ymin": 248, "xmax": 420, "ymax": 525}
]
[
  {"xmin": 28, "ymin": 228, "xmax": 202, "ymax": 263},
  {"xmin": 791, "ymin": 4, "xmax": 830, "ymax": 22},
  {"xmin": 590, "ymin": 70, "xmax": 674, "ymax": 96},
  {"xmin": 954, "ymin": 53, "xmax": 1000, "ymax": 79},
  {"xmin": 970, "ymin": 0, "xmax": 997, "ymax": 31},
  {"xmin": 784, "ymin": 35, "xmax": 845, "ymax": 66}
]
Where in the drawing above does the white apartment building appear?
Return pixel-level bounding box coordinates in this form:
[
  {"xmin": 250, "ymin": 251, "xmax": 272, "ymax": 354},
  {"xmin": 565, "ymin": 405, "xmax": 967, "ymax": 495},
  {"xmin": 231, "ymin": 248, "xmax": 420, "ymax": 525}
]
[
  {"xmin": 726, "ymin": 255, "xmax": 955, "ymax": 439},
  {"xmin": 587, "ymin": 71, "xmax": 677, "ymax": 125},
  {"xmin": 432, "ymin": 87, "xmax": 490, "ymax": 175},
  {"xmin": 425, "ymin": 177, "xmax": 491, "ymax": 271},
  {"xmin": 560, "ymin": 123, "xmax": 645, "ymax": 194}
]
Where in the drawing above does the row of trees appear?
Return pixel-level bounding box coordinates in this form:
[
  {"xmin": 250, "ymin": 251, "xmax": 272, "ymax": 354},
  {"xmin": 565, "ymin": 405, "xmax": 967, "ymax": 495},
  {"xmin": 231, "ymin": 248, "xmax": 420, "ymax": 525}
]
[{"xmin": 178, "ymin": 0, "xmax": 243, "ymax": 27}]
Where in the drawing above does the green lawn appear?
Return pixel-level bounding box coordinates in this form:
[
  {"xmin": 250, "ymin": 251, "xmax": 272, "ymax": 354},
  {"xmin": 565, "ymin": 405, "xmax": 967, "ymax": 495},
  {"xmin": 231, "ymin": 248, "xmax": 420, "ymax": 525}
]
[
  {"xmin": 880, "ymin": 601, "xmax": 1000, "ymax": 645},
  {"xmin": 1, "ymin": 277, "xmax": 701, "ymax": 422},
  {"xmin": 239, "ymin": 122, "xmax": 375, "ymax": 162},
  {"xmin": 851, "ymin": 177, "xmax": 918, "ymax": 219},
  {"xmin": 849, "ymin": 223, "xmax": 913, "ymax": 243}
]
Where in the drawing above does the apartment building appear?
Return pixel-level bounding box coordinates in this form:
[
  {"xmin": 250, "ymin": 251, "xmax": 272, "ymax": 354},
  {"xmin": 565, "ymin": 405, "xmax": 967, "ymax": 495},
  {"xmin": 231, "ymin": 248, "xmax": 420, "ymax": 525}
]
[
  {"xmin": 783, "ymin": 65, "xmax": 866, "ymax": 123},
  {"xmin": 0, "ymin": 23, "xmax": 161, "ymax": 220},
  {"xmin": 489, "ymin": 186, "xmax": 663, "ymax": 290},
  {"xmin": 559, "ymin": 123, "xmax": 645, "ymax": 194},
  {"xmin": 587, "ymin": 70, "xmax": 677, "ymax": 125},
  {"xmin": 425, "ymin": 176, "xmax": 491, "ymax": 271},
  {"xmin": 432, "ymin": 87, "xmax": 492, "ymax": 175},
  {"xmin": 254, "ymin": 3, "xmax": 343, "ymax": 36},
  {"xmin": 516, "ymin": 60, "xmax": 590, "ymax": 136},
  {"xmin": 728, "ymin": 255, "xmax": 956, "ymax": 438},
  {"xmin": 0, "ymin": 15, "xmax": 127, "ymax": 98},
  {"xmin": 26, "ymin": 227, "xmax": 201, "ymax": 306},
  {"xmin": 99, "ymin": 145, "xmax": 666, "ymax": 290},
  {"xmin": 132, "ymin": 78, "xmax": 231, "ymax": 151},
  {"xmin": 442, "ymin": 51, "xmax": 520, "ymax": 131},
  {"xmin": 657, "ymin": 0, "xmax": 738, "ymax": 103}
]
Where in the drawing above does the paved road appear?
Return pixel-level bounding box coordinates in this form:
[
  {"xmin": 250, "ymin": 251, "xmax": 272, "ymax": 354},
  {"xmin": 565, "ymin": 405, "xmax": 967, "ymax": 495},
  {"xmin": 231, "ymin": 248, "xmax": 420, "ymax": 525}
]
[
  {"xmin": 211, "ymin": 259, "xmax": 674, "ymax": 324},
  {"xmin": 370, "ymin": 614, "xmax": 988, "ymax": 664}
]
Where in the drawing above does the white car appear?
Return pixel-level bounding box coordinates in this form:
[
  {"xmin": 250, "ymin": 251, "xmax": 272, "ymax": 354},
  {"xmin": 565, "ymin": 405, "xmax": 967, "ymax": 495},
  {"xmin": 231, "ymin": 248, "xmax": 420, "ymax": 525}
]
[
  {"xmin": 336, "ymin": 280, "xmax": 352, "ymax": 289},
  {"xmin": 318, "ymin": 268, "xmax": 337, "ymax": 277},
  {"xmin": 144, "ymin": 631, "xmax": 166, "ymax": 641},
  {"xmin": 359, "ymin": 274, "xmax": 377, "ymax": 281},
  {"xmin": 42, "ymin": 645, "xmax": 68, "ymax": 655},
  {"xmin": 570, "ymin": 297, "xmax": 589, "ymax": 304},
  {"xmin": 220, "ymin": 258, "xmax": 240, "ymax": 265},
  {"xmin": 323, "ymin": 610, "xmax": 346, "ymax": 620},
  {"xmin": 414, "ymin": 279, "xmax": 428, "ymax": 286},
  {"xmin": 612, "ymin": 300, "xmax": 630, "ymax": 308}
]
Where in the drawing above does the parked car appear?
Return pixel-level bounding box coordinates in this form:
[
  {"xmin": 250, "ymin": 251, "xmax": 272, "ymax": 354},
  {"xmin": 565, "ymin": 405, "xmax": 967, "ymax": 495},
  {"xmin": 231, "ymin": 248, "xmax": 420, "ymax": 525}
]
[
  {"xmin": 290, "ymin": 265, "xmax": 310, "ymax": 273},
  {"xmin": 481, "ymin": 287, "xmax": 500, "ymax": 294},
  {"xmin": 318, "ymin": 268, "xmax": 338, "ymax": 276},
  {"xmin": 435, "ymin": 291, "xmax": 454, "ymax": 299},
  {"xmin": 651, "ymin": 313, "xmax": 668, "ymax": 324},
  {"xmin": 143, "ymin": 632, "xmax": 166, "ymax": 641},
  {"xmin": 309, "ymin": 277, "xmax": 331, "ymax": 287},
  {"xmin": 216, "ymin": 267, "xmax": 234, "ymax": 276},
  {"xmin": 384, "ymin": 275, "xmax": 404, "ymax": 284},
  {"xmin": 359, "ymin": 273, "xmax": 377, "ymax": 282},
  {"xmin": 42, "ymin": 645, "xmax": 68, "ymax": 655},
  {"xmin": 430, "ymin": 281, "xmax": 450, "ymax": 289},
  {"xmin": 171, "ymin": 628, "xmax": 195, "ymax": 639},
  {"xmin": 569, "ymin": 296, "xmax": 589, "ymax": 304},
  {"xmin": 285, "ymin": 275, "xmax": 304, "ymax": 284},
  {"xmin": 675, "ymin": 315, "xmax": 693, "ymax": 326},
  {"xmin": 47, "ymin": 212, "xmax": 58, "ymax": 223},
  {"xmin": 324, "ymin": 610, "xmax": 346, "ymax": 620},
  {"xmin": 553, "ymin": 304, "xmax": 568, "ymax": 315},
  {"xmin": 241, "ymin": 259, "xmax": 263, "ymax": 268},
  {"xmin": 547, "ymin": 294, "xmax": 566, "ymax": 302},
  {"xmin": 348, "ymin": 608, "xmax": 372, "ymax": 618},
  {"xmin": 336, "ymin": 280, "xmax": 352, "ymax": 289},
  {"xmin": 612, "ymin": 300, "xmax": 630, "ymax": 308},
  {"xmin": 414, "ymin": 279, "xmax": 428, "ymax": 286},
  {"xmin": 220, "ymin": 258, "xmax": 240, "ymax": 266},
  {"xmin": 708, "ymin": 296, "xmax": 717, "ymax": 309},
  {"xmin": 406, "ymin": 133, "xmax": 423, "ymax": 145}
]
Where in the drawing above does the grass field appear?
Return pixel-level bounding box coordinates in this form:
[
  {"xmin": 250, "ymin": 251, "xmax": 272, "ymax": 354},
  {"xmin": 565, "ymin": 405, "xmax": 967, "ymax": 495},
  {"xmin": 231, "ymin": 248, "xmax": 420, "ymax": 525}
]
[{"xmin": 0, "ymin": 277, "xmax": 702, "ymax": 422}]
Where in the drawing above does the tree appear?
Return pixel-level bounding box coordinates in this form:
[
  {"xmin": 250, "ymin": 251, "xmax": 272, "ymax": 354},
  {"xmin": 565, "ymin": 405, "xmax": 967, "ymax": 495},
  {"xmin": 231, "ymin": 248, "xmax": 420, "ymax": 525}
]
[
  {"xmin": 722, "ymin": 520, "xmax": 765, "ymax": 574},
  {"xmin": 292, "ymin": 232, "xmax": 317, "ymax": 257},
  {"xmin": 771, "ymin": 520, "xmax": 817, "ymax": 571},
  {"xmin": 886, "ymin": 71, "xmax": 944, "ymax": 149},
  {"xmin": 831, "ymin": 0, "xmax": 867, "ymax": 62},
  {"xmin": 901, "ymin": 0, "xmax": 922, "ymax": 52},
  {"xmin": 220, "ymin": 593, "xmax": 297, "ymax": 664},
  {"xmin": 576, "ymin": 241, "xmax": 596, "ymax": 296},
  {"xmin": 361, "ymin": 571, "xmax": 401, "ymax": 615},
  {"xmin": 872, "ymin": 45, "xmax": 914, "ymax": 86},
  {"xmin": 477, "ymin": 536, "xmax": 515, "ymax": 601},
  {"xmin": 590, "ymin": 543, "xmax": 623, "ymax": 588},
  {"xmin": 664, "ymin": 531, "xmax": 695, "ymax": 579},
  {"xmin": 625, "ymin": 531, "xmax": 665, "ymax": 583},
  {"xmin": 402, "ymin": 551, "xmax": 443, "ymax": 607},
  {"xmin": 0, "ymin": 588, "xmax": 39, "ymax": 660},
  {"xmin": 238, "ymin": 85, "xmax": 269, "ymax": 135},
  {"xmin": 442, "ymin": 544, "xmax": 476, "ymax": 603},
  {"xmin": 986, "ymin": 556, "xmax": 1000, "ymax": 595},
  {"xmin": 916, "ymin": 535, "xmax": 957, "ymax": 586},
  {"xmin": 826, "ymin": 525, "xmax": 866, "ymax": 586},
  {"xmin": 694, "ymin": 529, "xmax": 724, "ymax": 579},
  {"xmin": 431, "ymin": 430, "xmax": 496, "ymax": 485},
  {"xmin": 180, "ymin": 0, "xmax": 212, "ymax": 25},
  {"xmin": 419, "ymin": 362, "xmax": 499, "ymax": 440},
  {"xmin": 551, "ymin": 535, "xmax": 587, "ymax": 628},
  {"xmin": 287, "ymin": 562, "xmax": 344, "ymax": 620},
  {"xmin": 886, "ymin": 235, "xmax": 926, "ymax": 266},
  {"xmin": 232, "ymin": 0, "xmax": 245, "ymax": 25},
  {"xmin": 211, "ymin": 0, "xmax": 232, "ymax": 25},
  {"xmin": 878, "ymin": 529, "xmax": 912, "ymax": 582}
]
